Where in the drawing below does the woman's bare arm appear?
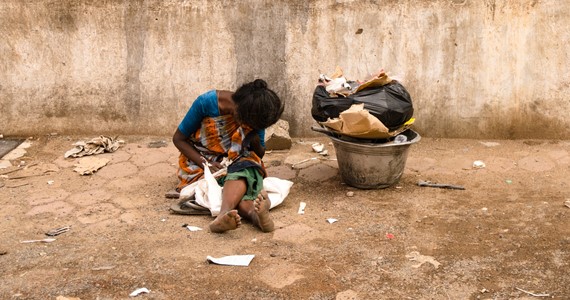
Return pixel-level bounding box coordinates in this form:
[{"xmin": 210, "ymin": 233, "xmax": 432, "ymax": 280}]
[
  {"xmin": 172, "ymin": 128, "xmax": 203, "ymax": 166},
  {"xmin": 173, "ymin": 128, "xmax": 224, "ymax": 172}
]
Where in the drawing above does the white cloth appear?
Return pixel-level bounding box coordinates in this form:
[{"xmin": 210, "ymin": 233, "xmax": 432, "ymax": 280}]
[{"xmin": 179, "ymin": 164, "xmax": 293, "ymax": 217}]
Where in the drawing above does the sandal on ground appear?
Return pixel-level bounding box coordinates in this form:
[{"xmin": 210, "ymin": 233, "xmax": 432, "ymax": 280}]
[
  {"xmin": 165, "ymin": 189, "xmax": 180, "ymax": 199},
  {"xmin": 170, "ymin": 199, "xmax": 210, "ymax": 215}
]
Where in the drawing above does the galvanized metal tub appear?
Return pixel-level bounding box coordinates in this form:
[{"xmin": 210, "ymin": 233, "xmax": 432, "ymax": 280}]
[{"xmin": 329, "ymin": 129, "xmax": 420, "ymax": 189}]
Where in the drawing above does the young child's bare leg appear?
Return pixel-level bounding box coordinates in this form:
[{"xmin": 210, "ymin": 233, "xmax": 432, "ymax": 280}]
[
  {"xmin": 238, "ymin": 190, "xmax": 274, "ymax": 232},
  {"xmin": 209, "ymin": 210, "xmax": 241, "ymax": 233},
  {"xmin": 209, "ymin": 179, "xmax": 246, "ymax": 233}
]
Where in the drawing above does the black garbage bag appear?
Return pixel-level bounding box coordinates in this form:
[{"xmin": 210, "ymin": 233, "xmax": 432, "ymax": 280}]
[{"xmin": 311, "ymin": 81, "xmax": 414, "ymax": 131}]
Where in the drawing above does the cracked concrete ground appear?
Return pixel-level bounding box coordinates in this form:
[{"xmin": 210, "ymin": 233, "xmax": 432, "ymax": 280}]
[{"xmin": 0, "ymin": 134, "xmax": 569, "ymax": 299}]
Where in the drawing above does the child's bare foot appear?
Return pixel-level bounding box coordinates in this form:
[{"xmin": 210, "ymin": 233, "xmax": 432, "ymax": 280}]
[
  {"xmin": 209, "ymin": 210, "xmax": 241, "ymax": 233},
  {"xmin": 253, "ymin": 191, "xmax": 274, "ymax": 232}
]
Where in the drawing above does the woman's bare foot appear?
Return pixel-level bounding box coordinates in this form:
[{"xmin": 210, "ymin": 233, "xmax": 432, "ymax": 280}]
[
  {"xmin": 209, "ymin": 210, "xmax": 241, "ymax": 233},
  {"xmin": 252, "ymin": 191, "xmax": 274, "ymax": 232}
]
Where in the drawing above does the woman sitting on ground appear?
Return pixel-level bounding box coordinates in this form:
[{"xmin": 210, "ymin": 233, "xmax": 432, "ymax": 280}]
[{"xmin": 171, "ymin": 79, "xmax": 284, "ymax": 233}]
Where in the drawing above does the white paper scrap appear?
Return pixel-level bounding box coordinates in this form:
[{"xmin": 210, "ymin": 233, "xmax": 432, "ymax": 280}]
[
  {"xmin": 326, "ymin": 218, "xmax": 338, "ymax": 224},
  {"xmin": 479, "ymin": 141, "xmax": 500, "ymax": 147},
  {"xmin": 312, "ymin": 143, "xmax": 325, "ymax": 153},
  {"xmin": 298, "ymin": 202, "xmax": 306, "ymax": 215},
  {"xmin": 206, "ymin": 255, "xmax": 255, "ymax": 267},
  {"xmin": 186, "ymin": 226, "xmax": 203, "ymax": 232},
  {"xmin": 472, "ymin": 160, "xmax": 486, "ymax": 169},
  {"xmin": 129, "ymin": 287, "xmax": 150, "ymax": 297}
]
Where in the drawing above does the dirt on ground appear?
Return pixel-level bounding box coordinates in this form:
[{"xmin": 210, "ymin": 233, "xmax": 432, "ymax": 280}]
[{"xmin": 0, "ymin": 134, "xmax": 569, "ymax": 300}]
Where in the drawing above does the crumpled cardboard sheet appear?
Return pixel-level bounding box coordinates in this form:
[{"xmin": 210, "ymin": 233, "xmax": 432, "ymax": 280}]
[
  {"xmin": 320, "ymin": 103, "xmax": 415, "ymax": 139},
  {"xmin": 73, "ymin": 156, "xmax": 109, "ymax": 175},
  {"xmin": 64, "ymin": 136, "xmax": 124, "ymax": 158}
]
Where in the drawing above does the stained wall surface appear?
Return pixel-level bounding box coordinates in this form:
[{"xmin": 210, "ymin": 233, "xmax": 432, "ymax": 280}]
[{"xmin": 1, "ymin": 0, "xmax": 569, "ymax": 139}]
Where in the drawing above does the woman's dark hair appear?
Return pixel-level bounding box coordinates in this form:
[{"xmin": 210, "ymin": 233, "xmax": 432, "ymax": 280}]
[{"xmin": 232, "ymin": 79, "xmax": 284, "ymax": 130}]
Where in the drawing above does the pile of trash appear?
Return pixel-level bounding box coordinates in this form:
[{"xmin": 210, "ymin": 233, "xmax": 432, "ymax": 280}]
[
  {"xmin": 311, "ymin": 67, "xmax": 414, "ymax": 140},
  {"xmin": 64, "ymin": 136, "xmax": 124, "ymax": 158},
  {"xmin": 64, "ymin": 136, "xmax": 125, "ymax": 175}
]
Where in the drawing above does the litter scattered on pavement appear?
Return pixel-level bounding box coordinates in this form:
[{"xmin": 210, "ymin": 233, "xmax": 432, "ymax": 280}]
[
  {"xmin": 479, "ymin": 141, "xmax": 500, "ymax": 147},
  {"xmin": 129, "ymin": 287, "xmax": 150, "ymax": 297},
  {"xmin": 45, "ymin": 226, "xmax": 71, "ymax": 236},
  {"xmin": 73, "ymin": 156, "xmax": 109, "ymax": 175},
  {"xmin": 386, "ymin": 233, "xmax": 395, "ymax": 239},
  {"xmin": 291, "ymin": 157, "xmax": 319, "ymax": 169},
  {"xmin": 206, "ymin": 255, "xmax": 255, "ymax": 267},
  {"xmin": 472, "ymin": 160, "xmax": 486, "ymax": 169},
  {"xmin": 290, "ymin": 155, "xmax": 337, "ymax": 169},
  {"xmin": 515, "ymin": 287, "xmax": 550, "ymax": 297},
  {"xmin": 91, "ymin": 265, "xmax": 116, "ymax": 271},
  {"xmin": 185, "ymin": 225, "xmax": 203, "ymax": 232},
  {"xmin": 417, "ymin": 180, "xmax": 465, "ymax": 190},
  {"xmin": 312, "ymin": 143, "xmax": 329, "ymax": 156},
  {"xmin": 406, "ymin": 251, "xmax": 441, "ymax": 269},
  {"xmin": 326, "ymin": 218, "xmax": 338, "ymax": 224},
  {"xmin": 56, "ymin": 296, "xmax": 80, "ymax": 300},
  {"xmin": 147, "ymin": 140, "xmax": 167, "ymax": 148},
  {"xmin": 21, "ymin": 238, "xmax": 56, "ymax": 244},
  {"xmin": 312, "ymin": 143, "xmax": 324, "ymax": 153},
  {"xmin": 298, "ymin": 202, "xmax": 306, "ymax": 214},
  {"xmin": 64, "ymin": 136, "xmax": 124, "ymax": 158}
]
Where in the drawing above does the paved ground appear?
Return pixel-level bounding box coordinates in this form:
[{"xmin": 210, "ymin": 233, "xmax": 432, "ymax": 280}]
[{"xmin": 0, "ymin": 134, "xmax": 569, "ymax": 299}]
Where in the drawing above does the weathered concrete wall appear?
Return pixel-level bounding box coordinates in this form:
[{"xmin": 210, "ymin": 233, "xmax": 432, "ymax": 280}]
[{"xmin": 1, "ymin": 0, "xmax": 569, "ymax": 139}]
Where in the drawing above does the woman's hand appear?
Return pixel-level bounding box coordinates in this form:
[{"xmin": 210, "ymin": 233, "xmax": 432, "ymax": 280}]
[{"xmin": 201, "ymin": 157, "xmax": 224, "ymax": 173}]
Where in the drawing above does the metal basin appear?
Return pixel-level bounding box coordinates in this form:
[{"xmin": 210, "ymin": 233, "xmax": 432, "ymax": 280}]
[{"xmin": 329, "ymin": 129, "xmax": 420, "ymax": 189}]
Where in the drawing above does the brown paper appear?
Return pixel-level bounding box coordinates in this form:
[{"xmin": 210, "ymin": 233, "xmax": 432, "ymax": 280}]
[
  {"xmin": 321, "ymin": 104, "xmax": 391, "ymax": 139},
  {"xmin": 321, "ymin": 104, "xmax": 413, "ymax": 139},
  {"xmin": 353, "ymin": 72, "xmax": 392, "ymax": 93},
  {"xmin": 73, "ymin": 156, "xmax": 109, "ymax": 175}
]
